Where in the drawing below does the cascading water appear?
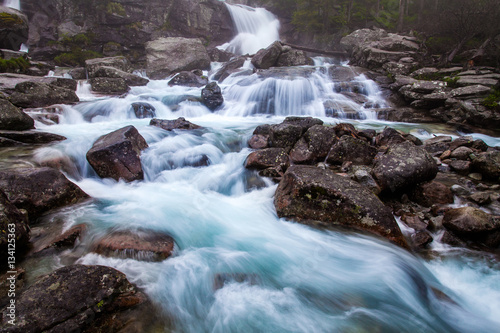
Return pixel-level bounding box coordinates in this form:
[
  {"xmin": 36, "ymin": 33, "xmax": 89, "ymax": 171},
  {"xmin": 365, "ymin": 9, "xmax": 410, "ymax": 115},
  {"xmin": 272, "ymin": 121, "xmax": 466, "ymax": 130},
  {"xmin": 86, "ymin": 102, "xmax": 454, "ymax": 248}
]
[
  {"xmin": 24, "ymin": 2, "xmax": 500, "ymax": 332},
  {"xmin": 3, "ymin": 0, "xmax": 20, "ymax": 10},
  {"xmin": 220, "ymin": 3, "xmax": 280, "ymax": 55}
]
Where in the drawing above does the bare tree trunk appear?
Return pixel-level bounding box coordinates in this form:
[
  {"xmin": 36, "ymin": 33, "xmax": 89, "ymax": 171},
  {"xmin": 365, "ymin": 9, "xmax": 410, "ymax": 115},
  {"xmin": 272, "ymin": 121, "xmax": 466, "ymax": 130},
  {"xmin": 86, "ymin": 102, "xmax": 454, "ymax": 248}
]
[
  {"xmin": 397, "ymin": 0, "xmax": 405, "ymax": 32},
  {"xmin": 446, "ymin": 38, "xmax": 468, "ymax": 64},
  {"xmin": 347, "ymin": 0, "xmax": 354, "ymax": 24},
  {"xmin": 471, "ymin": 37, "xmax": 492, "ymax": 62}
]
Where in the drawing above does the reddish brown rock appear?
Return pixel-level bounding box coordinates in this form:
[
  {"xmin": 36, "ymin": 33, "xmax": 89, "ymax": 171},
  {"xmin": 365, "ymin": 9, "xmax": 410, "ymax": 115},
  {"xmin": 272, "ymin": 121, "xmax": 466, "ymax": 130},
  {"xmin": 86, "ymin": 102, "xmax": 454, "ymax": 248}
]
[{"xmin": 410, "ymin": 181, "xmax": 454, "ymax": 207}]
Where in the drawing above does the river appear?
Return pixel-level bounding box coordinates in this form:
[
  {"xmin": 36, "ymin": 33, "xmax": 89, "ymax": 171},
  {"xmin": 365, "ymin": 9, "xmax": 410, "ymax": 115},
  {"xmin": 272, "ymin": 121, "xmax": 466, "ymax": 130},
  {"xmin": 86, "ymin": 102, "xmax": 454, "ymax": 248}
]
[{"xmin": 22, "ymin": 2, "xmax": 500, "ymax": 332}]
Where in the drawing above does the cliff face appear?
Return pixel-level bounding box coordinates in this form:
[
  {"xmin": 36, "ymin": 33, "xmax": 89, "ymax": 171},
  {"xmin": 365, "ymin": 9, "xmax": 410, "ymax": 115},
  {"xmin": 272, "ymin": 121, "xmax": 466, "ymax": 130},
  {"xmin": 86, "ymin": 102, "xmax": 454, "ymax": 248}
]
[{"xmin": 22, "ymin": 0, "xmax": 235, "ymax": 64}]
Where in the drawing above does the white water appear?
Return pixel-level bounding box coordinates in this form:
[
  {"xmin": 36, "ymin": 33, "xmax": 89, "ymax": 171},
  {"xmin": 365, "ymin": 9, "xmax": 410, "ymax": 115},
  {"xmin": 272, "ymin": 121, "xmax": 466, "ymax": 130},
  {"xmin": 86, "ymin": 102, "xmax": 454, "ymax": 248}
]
[
  {"xmin": 25, "ymin": 3, "xmax": 500, "ymax": 332},
  {"xmin": 3, "ymin": 0, "xmax": 20, "ymax": 10},
  {"xmin": 220, "ymin": 3, "xmax": 280, "ymax": 55}
]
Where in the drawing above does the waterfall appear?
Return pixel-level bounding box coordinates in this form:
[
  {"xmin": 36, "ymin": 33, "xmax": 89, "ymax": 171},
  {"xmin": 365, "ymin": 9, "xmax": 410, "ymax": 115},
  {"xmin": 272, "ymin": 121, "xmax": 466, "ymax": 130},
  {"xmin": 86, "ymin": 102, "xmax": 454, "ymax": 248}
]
[
  {"xmin": 220, "ymin": 3, "xmax": 280, "ymax": 55},
  {"xmin": 3, "ymin": 0, "xmax": 20, "ymax": 10}
]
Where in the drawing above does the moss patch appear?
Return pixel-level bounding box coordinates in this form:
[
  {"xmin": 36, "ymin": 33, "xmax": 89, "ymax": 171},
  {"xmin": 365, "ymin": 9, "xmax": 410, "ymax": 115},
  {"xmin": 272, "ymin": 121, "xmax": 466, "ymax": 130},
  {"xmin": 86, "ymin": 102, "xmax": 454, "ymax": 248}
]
[{"xmin": 0, "ymin": 56, "xmax": 30, "ymax": 73}]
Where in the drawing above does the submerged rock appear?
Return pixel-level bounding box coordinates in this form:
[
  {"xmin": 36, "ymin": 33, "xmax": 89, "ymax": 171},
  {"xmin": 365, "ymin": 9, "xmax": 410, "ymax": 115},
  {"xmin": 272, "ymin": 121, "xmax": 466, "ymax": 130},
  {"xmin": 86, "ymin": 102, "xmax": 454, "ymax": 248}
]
[
  {"xmin": 0, "ymin": 167, "xmax": 89, "ymax": 221},
  {"xmin": 86, "ymin": 126, "xmax": 149, "ymax": 182},
  {"xmin": 93, "ymin": 230, "xmax": 175, "ymax": 261},
  {"xmin": 0, "ymin": 265, "xmax": 147, "ymax": 332},
  {"xmin": 150, "ymin": 117, "xmax": 202, "ymax": 131},
  {"xmin": 168, "ymin": 71, "xmax": 208, "ymax": 87},
  {"xmin": 275, "ymin": 165, "xmax": 408, "ymax": 248},
  {"xmin": 131, "ymin": 102, "xmax": 156, "ymax": 119}
]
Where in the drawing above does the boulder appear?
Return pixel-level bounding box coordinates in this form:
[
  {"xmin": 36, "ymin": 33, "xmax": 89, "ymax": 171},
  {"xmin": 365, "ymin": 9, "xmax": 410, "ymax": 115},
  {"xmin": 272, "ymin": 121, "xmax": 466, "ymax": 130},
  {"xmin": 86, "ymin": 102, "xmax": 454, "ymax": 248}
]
[
  {"xmin": 0, "ymin": 130, "xmax": 66, "ymax": 144},
  {"xmin": 146, "ymin": 37, "xmax": 211, "ymax": 80},
  {"xmin": 268, "ymin": 117, "xmax": 323, "ymax": 150},
  {"xmin": 201, "ymin": 82, "xmax": 224, "ymax": 110},
  {"xmin": 9, "ymin": 81, "xmax": 79, "ymax": 108},
  {"xmin": 290, "ymin": 125, "xmax": 336, "ymax": 164},
  {"xmin": 276, "ymin": 48, "xmax": 314, "ymax": 67},
  {"xmin": 472, "ymin": 151, "xmax": 500, "ymax": 180},
  {"xmin": 86, "ymin": 126, "xmax": 149, "ymax": 182},
  {"xmin": 374, "ymin": 127, "xmax": 407, "ymax": 147},
  {"xmin": 443, "ymin": 207, "xmax": 500, "ymax": 248},
  {"xmin": 150, "ymin": 117, "xmax": 201, "ymax": 131},
  {"xmin": 131, "ymin": 102, "xmax": 156, "ymax": 119},
  {"xmin": 168, "ymin": 71, "xmax": 208, "ymax": 87},
  {"xmin": 450, "ymin": 85, "xmax": 491, "ymax": 99},
  {"xmin": 85, "ymin": 56, "xmax": 131, "ymax": 78},
  {"xmin": 423, "ymin": 135, "xmax": 452, "ymax": 155},
  {"xmin": 213, "ymin": 56, "xmax": 246, "ymax": 82},
  {"xmin": 450, "ymin": 146, "xmax": 474, "ymax": 160},
  {"xmin": 0, "ymin": 265, "xmax": 148, "ymax": 332},
  {"xmin": 251, "ymin": 41, "xmax": 283, "ymax": 69},
  {"xmin": 275, "ymin": 165, "xmax": 407, "ymax": 248},
  {"xmin": 245, "ymin": 148, "xmax": 289, "ymax": 170},
  {"xmin": 248, "ymin": 134, "xmax": 269, "ymax": 149},
  {"xmin": 0, "ymin": 6, "xmax": 28, "ymax": 51},
  {"xmin": 410, "ymin": 181, "xmax": 454, "ymax": 207},
  {"xmin": 93, "ymin": 230, "xmax": 175, "ymax": 261},
  {"xmin": 0, "ymin": 167, "xmax": 89, "ymax": 220},
  {"xmin": 0, "ymin": 190, "xmax": 29, "ymax": 268},
  {"xmin": 89, "ymin": 77, "xmax": 130, "ymax": 94},
  {"xmin": 0, "ymin": 99, "xmax": 34, "ymax": 130},
  {"xmin": 372, "ymin": 141, "xmax": 438, "ymax": 193},
  {"xmin": 93, "ymin": 66, "xmax": 149, "ymax": 86},
  {"xmin": 327, "ymin": 136, "xmax": 377, "ymax": 166},
  {"xmin": 351, "ymin": 166, "xmax": 381, "ymax": 195}
]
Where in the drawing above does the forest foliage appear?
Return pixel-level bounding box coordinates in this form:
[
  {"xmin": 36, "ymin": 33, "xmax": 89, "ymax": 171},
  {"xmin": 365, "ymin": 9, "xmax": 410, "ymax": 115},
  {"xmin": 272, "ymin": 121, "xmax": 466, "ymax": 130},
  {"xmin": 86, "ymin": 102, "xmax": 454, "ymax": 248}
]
[{"xmin": 259, "ymin": 0, "xmax": 500, "ymax": 64}]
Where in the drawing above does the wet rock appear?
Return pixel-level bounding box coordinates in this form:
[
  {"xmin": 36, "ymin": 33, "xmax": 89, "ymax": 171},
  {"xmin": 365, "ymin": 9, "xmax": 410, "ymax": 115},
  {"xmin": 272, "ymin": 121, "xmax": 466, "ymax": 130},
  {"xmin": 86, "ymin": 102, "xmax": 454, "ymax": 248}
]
[
  {"xmin": 0, "ymin": 7, "xmax": 28, "ymax": 51},
  {"xmin": 268, "ymin": 122, "xmax": 303, "ymax": 150},
  {"xmin": 472, "ymin": 151, "xmax": 500, "ymax": 180},
  {"xmin": 213, "ymin": 56, "xmax": 246, "ymax": 82},
  {"xmin": 248, "ymin": 134, "xmax": 269, "ymax": 149},
  {"xmin": 372, "ymin": 141, "xmax": 438, "ymax": 193},
  {"xmin": 85, "ymin": 56, "xmax": 131, "ymax": 78},
  {"xmin": 449, "ymin": 160, "xmax": 471, "ymax": 175},
  {"xmin": 469, "ymin": 191, "xmax": 495, "ymax": 206},
  {"xmin": 201, "ymin": 82, "xmax": 224, "ymax": 110},
  {"xmin": 411, "ymin": 231, "xmax": 433, "ymax": 249},
  {"xmin": 208, "ymin": 48, "xmax": 234, "ymax": 62},
  {"xmin": 94, "ymin": 66, "xmax": 149, "ymax": 86},
  {"xmin": 0, "ymin": 167, "xmax": 89, "ymax": 221},
  {"xmin": 0, "ymin": 191, "xmax": 29, "ymax": 268},
  {"xmin": 251, "ymin": 41, "xmax": 282, "ymax": 69},
  {"xmin": 410, "ymin": 181, "xmax": 454, "ymax": 207},
  {"xmin": 450, "ymin": 146, "xmax": 474, "ymax": 160},
  {"xmin": 0, "ymin": 265, "xmax": 147, "ymax": 332},
  {"xmin": 86, "ymin": 126, "xmax": 149, "ymax": 182},
  {"xmin": 89, "ymin": 77, "xmax": 130, "ymax": 94},
  {"xmin": 0, "ymin": 130, "xmax": 66, "ymax": 144},
  {"xmin": 150, "ymin": 117, "xmax": 202, "ymax": 131},
  {"xmin": 68, "ymin": 67, "xmax": 87, "ymax": 80},
  {"xmin": 374, "ymin": 127, "xmax": 406, "ymax": 147},
  {"xmin": 245, "ymin": 148, "xmax": 289, "ymax": 170},
  {"xmin": 275, "ymin": 165, "xmax": 408, "ymax": 248},
  {"xmin": 146, "ymin": 37, "xmax": 211, "ymax": 80},
  {"xmin": 0, "ymin": 99, "xmax": 34, "ymax": 130},
  {"xmin": 351, "ymin": 166, "xmax": 381, "ymax": 195},
  {"xmin": 131, "ymin": 102, "xmax": 156, "ymax": 119},
  {"xmin": 168, "ymin": 71, "xmax": 208, "ymax": 87},
  {"xmin": 93, "ymin": 230, "xmax": 175, "ymax": 261},
  {"xmin": 9, "ymin": 81, "xmax": 79, "ymax": 108},
  {"xmin": 423, "ymin": 136, "xmax": 452, "ymax": 155},
  {"xmin": 48, "ymin": 224, "xmax": 87, "ymax": 249},
  {"xmin": 276, "ymin": 48, "xmax": 313, "ymax": 67},
  {"xmin": 443, "ymin": 207, "xmax": 500, "ymax": 249},
  {"xmin": 290, "ymin": 125, "xmax": 336, "ymax": 164},
  {"xmin": 213, "ymin": 273, "xmax": 259, "ymax": 290},
  {"xmin": 327, "ymin": 136, "xmax": 377, "ymax": 166}
]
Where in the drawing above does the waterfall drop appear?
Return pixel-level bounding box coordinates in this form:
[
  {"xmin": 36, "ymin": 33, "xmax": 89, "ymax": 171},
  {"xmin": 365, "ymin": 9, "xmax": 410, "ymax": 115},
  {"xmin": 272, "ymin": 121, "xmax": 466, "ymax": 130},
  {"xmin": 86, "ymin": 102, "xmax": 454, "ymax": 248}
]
[{"xmin": 3, "ymin": 0, "xmax": 20, "ymax": 10}]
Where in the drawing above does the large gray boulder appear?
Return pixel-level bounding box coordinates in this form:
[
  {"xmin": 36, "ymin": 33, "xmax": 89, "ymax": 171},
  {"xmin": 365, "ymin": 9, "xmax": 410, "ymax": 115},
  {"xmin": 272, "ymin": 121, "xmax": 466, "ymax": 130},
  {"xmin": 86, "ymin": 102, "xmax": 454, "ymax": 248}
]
[
  {"xmin": 251, "ymin": 41, "xmax": 283, "ymax": 69},
  {"xmin": 0, "ymin": 167, "xmax": 89, "ymax": 220},
  {"xmin": 472, "ymin": 151, "xmax": 500, "ymax": 181},
  {"xmin": 88, "ymin": 77, "xmax": 130, "ymax": 95},
  {"xmin": 86, "ymin": 126, "xmax": 148, "ymax": 182},
  {"xmin": 93, "ymin": 66, "xmax": 149, "ymax": 86},
  {"xmin": 146, "ymin": 37, "xmax": 211, "ymax": 80},
  {"xmin": 0, "ymin": 6, "xmax": 28, "ymax": 51},
  {"xmin": 9, "ymin": 81, "xmax": 79, "ymax": 108},
  {"xmin": 0, "ymin": 265, "xmax": 148, "ymax": 332},
  {"xmin": 0, "ymin": 99, "xmax": 34, "ymax": 130},
  {"xmin": 372, "ymin": 141, "xmax": 438, "ymax": 193},
  {"xmin": 85, "ymin": 56, "xmax": 131, "ymax": 78},
  {"xmin": 275, "ymin": 165, "xmax": 408, "ymax": 248}
]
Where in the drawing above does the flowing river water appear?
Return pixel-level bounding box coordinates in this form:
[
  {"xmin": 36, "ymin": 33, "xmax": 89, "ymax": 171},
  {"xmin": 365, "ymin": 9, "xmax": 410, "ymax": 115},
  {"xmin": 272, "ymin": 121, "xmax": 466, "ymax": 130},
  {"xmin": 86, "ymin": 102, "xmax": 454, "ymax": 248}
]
[{"xmin": 15, "ymin": 2, "xmax": 500, "ymax": 332}]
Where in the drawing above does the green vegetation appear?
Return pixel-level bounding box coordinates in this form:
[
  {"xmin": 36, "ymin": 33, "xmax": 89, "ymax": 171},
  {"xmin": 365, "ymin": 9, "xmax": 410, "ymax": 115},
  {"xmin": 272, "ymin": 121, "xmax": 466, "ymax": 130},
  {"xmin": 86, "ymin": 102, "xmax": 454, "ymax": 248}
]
[
  {"xmin": 0, "ymin": 12, "xmax": 24, "ymax": 28},
  {"xmin": 482, "ymin": 88, "xmax": 500, "ymax": 109},
  {"xmin": 0, "ymin": 56, "xmax": 30, "ymax": 73},
  {"xmin": 53, "ymin": 33, "xmax": 102, "ymax": 67},
  {"xmin": 106, "ymin": 2, "xmax": 126, "ymax": 16}
]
